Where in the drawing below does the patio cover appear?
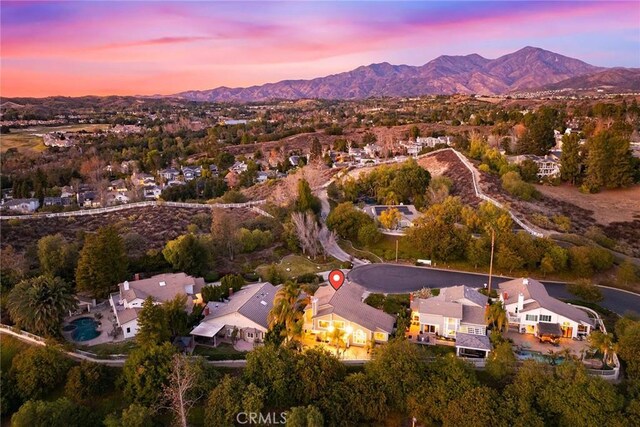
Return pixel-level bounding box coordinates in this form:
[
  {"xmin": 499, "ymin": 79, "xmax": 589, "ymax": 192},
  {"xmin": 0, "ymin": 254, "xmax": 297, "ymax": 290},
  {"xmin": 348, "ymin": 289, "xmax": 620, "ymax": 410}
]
[
  {"xmin": 455, "ymin": 332, "xmax": 492, "ymax": 351},
  {"xmin": 537, "ymin": 322, "xmax": 562, "ymax": 337},
  {"xmin": 190, "ymin": 322, "xmax": 224, "ymax": 337}
]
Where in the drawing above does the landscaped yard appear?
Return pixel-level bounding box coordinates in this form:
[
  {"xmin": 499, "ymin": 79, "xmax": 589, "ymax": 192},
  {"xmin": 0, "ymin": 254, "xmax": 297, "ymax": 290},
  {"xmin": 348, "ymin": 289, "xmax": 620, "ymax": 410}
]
[
  {"xmin": 193, "ymin": 343, "xmax": 247, "ymax": 360},
  {"xmin": 83, "ymin": 340, "xmax": 138, "ymax": 357},
  {"xmin": 256, "ymin": 254, "xmax": 344, "ymax": 281}
]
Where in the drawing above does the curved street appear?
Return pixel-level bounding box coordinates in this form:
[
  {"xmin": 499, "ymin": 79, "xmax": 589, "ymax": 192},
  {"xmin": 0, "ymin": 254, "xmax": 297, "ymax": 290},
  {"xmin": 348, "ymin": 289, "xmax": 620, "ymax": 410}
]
[{"xmin": 347, "ymin": 263, "xmax": 640, "ymax": 316}]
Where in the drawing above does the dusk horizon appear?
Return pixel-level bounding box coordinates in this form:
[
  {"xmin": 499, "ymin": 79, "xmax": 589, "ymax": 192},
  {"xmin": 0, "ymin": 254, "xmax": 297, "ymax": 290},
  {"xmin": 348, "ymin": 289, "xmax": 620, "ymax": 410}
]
[{"xmin": 2, "ymin": 1, "xmax": 639, "ymax": 98}]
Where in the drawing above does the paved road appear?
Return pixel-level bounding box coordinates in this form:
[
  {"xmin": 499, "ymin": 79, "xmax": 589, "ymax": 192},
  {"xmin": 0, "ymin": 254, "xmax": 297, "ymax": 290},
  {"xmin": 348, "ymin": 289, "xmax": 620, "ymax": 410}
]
[{"xmin": 348, "ymin": 263, "xmax": 640, "ymax": 315}]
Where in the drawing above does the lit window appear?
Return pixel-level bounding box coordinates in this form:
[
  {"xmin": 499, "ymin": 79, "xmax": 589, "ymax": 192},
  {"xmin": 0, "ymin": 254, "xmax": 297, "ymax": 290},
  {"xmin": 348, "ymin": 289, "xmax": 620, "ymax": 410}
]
[
  {"xmin": 374, "ymin": 332, "xmax": 387, "ymax": 341},
  {"xmin": 318, "ymin": 320, "xmax": 329, "ymax": 329},
  {"xmin": 525, "ymin": 314, "xmax": 538, "ymax": 322},
  {"xmin": 334, "ymin": 321, "xmax": 345, "ymax": 329}
]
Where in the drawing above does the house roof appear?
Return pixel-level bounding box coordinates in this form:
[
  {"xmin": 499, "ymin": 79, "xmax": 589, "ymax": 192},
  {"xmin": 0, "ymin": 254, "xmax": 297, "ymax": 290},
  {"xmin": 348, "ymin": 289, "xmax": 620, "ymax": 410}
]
[
  {"xmin": 435, "ymin": 285, "xmax": 488, "ymax": 308},
  {"xmin": 117, "ymin": 308, "xmax": 140, "ymax": 325},
  {"xmin": 537, "ymin": 322, "xmax": 562, "ymax": 337},
  {"xmin": 190, "ymin": 322, "xmax": 224, "ymax": 338},
  {"xmin": 119, "ymin": 272, "xmax": 205, "ymax": 304},
  {"xmin": 455, "ymin": 332, "xmax": 492, "ymax": 351},
  {"xmin": 462, "ymin": 305, "xmax": 487, "ymax": 326},
  {"xmin": 498, "ymin": 278, "xmax": 592, "ymax": 326},
  {"xmin": 413, "ymin": 298, "xmax": 463, "ymax": 319},
  {"xmin": 204, "ymin": 282, "xmax": 277, "ymax": 330},
  {"xmin": 311, "ymin": 283, "xmax": 395, "ymax": 333}
]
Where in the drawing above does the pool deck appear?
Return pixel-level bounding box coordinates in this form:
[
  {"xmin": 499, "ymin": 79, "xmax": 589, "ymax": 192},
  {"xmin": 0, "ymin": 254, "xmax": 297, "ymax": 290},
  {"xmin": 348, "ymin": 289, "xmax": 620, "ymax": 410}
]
[
  {"xmin": 505, "ymin": 328, "xmax": 590, "ymax": 358},
  {"xmin": 63, "ymin": 303, "xmax": 121, "ymax": 346}
]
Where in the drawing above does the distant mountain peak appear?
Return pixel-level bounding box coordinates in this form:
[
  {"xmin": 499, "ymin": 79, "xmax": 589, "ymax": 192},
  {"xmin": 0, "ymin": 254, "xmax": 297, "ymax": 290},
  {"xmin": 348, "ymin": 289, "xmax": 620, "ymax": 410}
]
[{"xmin": 175, "ymin": 47, "xmax": 606, "ymax": 102}]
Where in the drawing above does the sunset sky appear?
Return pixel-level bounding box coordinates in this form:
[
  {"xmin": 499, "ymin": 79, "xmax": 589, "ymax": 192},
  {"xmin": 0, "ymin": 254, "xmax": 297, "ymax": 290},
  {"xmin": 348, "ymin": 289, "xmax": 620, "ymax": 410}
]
[{"xmin": 2, "ymin": 1, "xmax": 639, "ymax": 98}]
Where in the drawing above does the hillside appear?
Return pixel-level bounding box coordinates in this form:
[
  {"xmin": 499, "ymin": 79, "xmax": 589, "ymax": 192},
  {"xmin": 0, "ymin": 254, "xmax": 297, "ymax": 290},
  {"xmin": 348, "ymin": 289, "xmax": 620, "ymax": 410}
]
[{"xmin": 538, "ymin": 68, "xmax": 640, "ymax": 92}]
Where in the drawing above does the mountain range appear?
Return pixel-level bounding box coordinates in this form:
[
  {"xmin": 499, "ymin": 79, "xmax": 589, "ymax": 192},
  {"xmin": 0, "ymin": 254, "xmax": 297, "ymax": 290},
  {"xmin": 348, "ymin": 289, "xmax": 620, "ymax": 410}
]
[{"xmin": 175, "ymin": 47, "xmax": 637, "ymax": 102}]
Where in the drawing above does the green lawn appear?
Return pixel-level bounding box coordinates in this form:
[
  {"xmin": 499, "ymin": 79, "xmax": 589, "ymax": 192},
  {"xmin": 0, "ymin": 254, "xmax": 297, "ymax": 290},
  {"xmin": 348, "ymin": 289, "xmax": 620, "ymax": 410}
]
[
  {"xmin": 193, "ymin": 343, "xmax": 247, "ymax": 360},
  {"xmin": 256, "ymin": 254, "xmax": 344, "ymax": 281},
  {"xmin": 84, "ymin": 340, "xmax": 138, "ymax": 358},
  {"xmin": 352, "ymin": 235, "xmax": 423, "ymax": 262}
]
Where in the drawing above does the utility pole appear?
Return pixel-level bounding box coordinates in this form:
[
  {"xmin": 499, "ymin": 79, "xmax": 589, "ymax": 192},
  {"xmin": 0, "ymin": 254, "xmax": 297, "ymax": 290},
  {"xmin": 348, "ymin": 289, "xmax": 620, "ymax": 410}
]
[
  {"xmin": 488, "ymin": 228, "xmax": 495, "ymax": 294},
  {"xmin": 395, "ymin": 239, "xmax": 399, "ymax": 263}
]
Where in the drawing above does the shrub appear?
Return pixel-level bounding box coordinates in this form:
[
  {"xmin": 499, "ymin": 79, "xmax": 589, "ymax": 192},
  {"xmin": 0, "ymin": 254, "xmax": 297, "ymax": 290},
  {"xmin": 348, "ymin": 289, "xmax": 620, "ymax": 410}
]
[
  {"xmin": 567, "ymin": 279, "xmax": 603, "ymax": 303},
  {"xmin": 501, "ymin": 171, "xmax": 539, "ymax": 201}
]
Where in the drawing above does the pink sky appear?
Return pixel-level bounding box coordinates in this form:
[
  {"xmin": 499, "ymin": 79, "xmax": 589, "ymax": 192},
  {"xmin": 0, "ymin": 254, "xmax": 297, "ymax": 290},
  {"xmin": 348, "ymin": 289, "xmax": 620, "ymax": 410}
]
[{"xmin": 1, "ymin": 1, "xmax": 638, "ymax": 97}]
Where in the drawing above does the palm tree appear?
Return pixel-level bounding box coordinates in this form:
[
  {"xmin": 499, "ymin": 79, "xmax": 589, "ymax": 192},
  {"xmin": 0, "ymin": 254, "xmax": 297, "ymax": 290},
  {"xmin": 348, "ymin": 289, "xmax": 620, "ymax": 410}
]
[
  {"xmin": 485, "ymin": 301, "xmax": 508, "ymax": 334},
  {"xmin": 330, "ymin": 327, "xmax": 347, "ymax": 358},
  {"xmin": 588, "ymin": 331, "xmax": 616, "ymax": 366},
  {"xmin": 7, "ymin": 275, "xmax": 77, "ymax": 337},
  {"xmin": 267, "ymin": 281, "xmax": 309, "ymax": 346}
]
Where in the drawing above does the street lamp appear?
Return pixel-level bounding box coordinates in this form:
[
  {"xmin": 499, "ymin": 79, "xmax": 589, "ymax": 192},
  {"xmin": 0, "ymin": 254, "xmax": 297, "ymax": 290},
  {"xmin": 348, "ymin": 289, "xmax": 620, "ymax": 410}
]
[{"xmin": 487, "ymin": 227, "xmax": 495, "ymax": 295}]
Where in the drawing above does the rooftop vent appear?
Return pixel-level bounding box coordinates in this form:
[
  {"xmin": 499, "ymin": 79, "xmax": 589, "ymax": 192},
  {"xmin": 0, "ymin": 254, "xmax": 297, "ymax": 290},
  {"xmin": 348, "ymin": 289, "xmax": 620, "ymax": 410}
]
[
  {"xmin": 159, "ymin": 281, "xmax": 166, "ymax": 287},
  {"xmin": 523, "ymin": 278, "xmax": 529, "ymax": 285},
  {"xmin": 260, "ymin": 301, "xmax": 267, "ymax": 306}
]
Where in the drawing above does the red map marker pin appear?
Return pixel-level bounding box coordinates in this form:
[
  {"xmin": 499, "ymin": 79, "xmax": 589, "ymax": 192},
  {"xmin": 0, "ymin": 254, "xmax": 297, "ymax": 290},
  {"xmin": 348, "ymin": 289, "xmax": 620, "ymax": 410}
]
[{"xmin": 328, "ymin": 269, "xmax": 345, "ymax": 291}]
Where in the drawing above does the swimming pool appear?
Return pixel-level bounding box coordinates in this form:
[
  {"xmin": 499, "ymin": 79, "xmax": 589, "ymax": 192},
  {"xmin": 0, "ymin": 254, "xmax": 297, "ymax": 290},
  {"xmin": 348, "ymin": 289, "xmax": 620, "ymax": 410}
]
[
  {"xmin": 69, "ymin": 317, "xmax": 100, "ymax": 342},
  {"xmin": 517, "ymin": 349, "xmax": 564, "ymax": 365}
]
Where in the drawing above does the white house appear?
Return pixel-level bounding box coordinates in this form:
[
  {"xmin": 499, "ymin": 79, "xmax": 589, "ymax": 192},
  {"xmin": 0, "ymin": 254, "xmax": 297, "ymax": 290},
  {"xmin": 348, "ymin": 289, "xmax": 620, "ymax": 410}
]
[
  {"xmin": 411, "ymin": 285, "xmax": 492, "ymax": 358},
  {"xmin": 362, "ymin": 205, "xmax": 420, "ymax": 229},
  {"xmin": 110, "ymin": 273, "xmax": 205, "ymax": 339},
  {"xmin": 498, "ymin": 278, "xmax": 594, "ymax": 339},
  {"xmin": 2, "ymin": 198, "xmax": 40, "ymax": 213},
  {"xmin": 191, "ymin": 282, "xmax": 277, "ymax": 346}
]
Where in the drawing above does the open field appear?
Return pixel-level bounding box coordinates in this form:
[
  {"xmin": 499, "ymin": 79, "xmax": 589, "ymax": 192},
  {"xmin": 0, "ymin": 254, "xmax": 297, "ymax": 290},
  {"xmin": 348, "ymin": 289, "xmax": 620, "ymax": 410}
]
[
  {"xmin": 1, "ymin": 123, "xmax": 110, "ymax": 152},
  {"xmin": 535, "ymin": 184, "xmax": 640, "ymax": 225}
]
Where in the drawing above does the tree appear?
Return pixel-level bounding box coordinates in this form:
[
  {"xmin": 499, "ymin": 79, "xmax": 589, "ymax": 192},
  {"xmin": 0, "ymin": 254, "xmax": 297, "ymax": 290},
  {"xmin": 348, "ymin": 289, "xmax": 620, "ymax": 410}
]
[
  {"xmin": 357, "ymin": 222, "xmax": 382, "ymax": 246},
  {"xmin": 567, "ymin": 279, "xmax": 603, "ymax": 303},
  {"xmin": 326, "ymin": 202, "xmax": 375, "ymax": 241},
  {"xmin": 365, "ymin": 339, "xmax": 424, "ymax": 412},
  {"xmin": 137, "ymin": 296, "xmax": 170, "ymax": 347},
  {"xmin": 519, "ymin": 159, "xmax": 540, "ymax": 182},
  {"xmin": 163, "ymin": 294, "xmax": 190, "ymax": 338},
  {"xmin": 244, "ymin": 345, "xmax": 298, "ymax": 407},
  {"xmin": 496, "ymin": 244, "xmax": 524, "ymax": 273},
  {"xmin": 442, "ymin": 386, "xmax": 500, "ymax": 427},
  {"xmin": 290, "ymin": 211, "xmax": 322, "ymax": 258},
  {"xmin": 501, "ymin": 171, "xmax": 538, "ymax": 201},
  {"xmin": 12, "ymin": 347, "xmax": 70, "ymax": 400},
  {"xmin": 76, "ymin": 226, "xmax": 128, "ymax": 298},
  {"xmin": 341, "ymin": 373, "xmax": 388, "ymax": 423},
  {"xmin": 162, "ymin": 233, "xmax": 209, "ymax": 276},
  {"xmin": 617, "ymin": 259, "xmax": 639, "ymax": 286},
  {"xmin": 37, "ymin": 234, "xmax": 78, "ymax": 281},
  {"xmin": 616, "ymin": 319, "xmax": 640, "ymax": 380},
  {"xmin": 409, "ymin": 125, "xmax": 420, "ymax": 139},
  {"xmin": 295, "ymin": 348, "xmax": 345, "ymax": 404},
  {"xmin": 64, "ymin": 362, "xmax": 111, "ymax": 403},
  {"xmin": 517, "ymin": 107, "xmax": 557, "ymax": 155},
  {"xmin": 588, "ymin": 331, "xmax": 616, "ymax": 366},
  {"xmin": 211, "ymin": 208, "xmax": 239, "ymax": 260},
  {"xmin": 121, "ymin": 342, "xmax": 176, "ymax": 405},
  {"xmin": 584, "ymin": 130, "xmax": 635, "ymax": 191},
  {"xmin": 486, "ymin": 341, "xmax": 517, "ymax": 381},
  {"xmin": 287, "ymin": 405, "xmax": 324, "ymax": 427},
  {"xmin": 268, "ymin": 281, "xmax": 309, "ymax": 345},
  {"xmin": 161, "ymin": 354, "xmax": 205, "ymax": 427},
  {"xmin": 486, "ymin": 302, "xmax": 508, "ymax": 333},
  {"xmin": 310, "ymin": 137, "xmax": 322, "ymax": 160},
  {"xmin": 205, "ymin": 375, "xmax": 266, "ymax": 427},
  {"xmin": 294, "ymin": 179, "xmax": 321, "ymax": 214},
  {"xmin": 7, "ymin": 275, "xmax": 77, "ymax": 337},
  {"xmin": 11, "ymin": 398, "xmax": 96, "ymax": 427},
  {"xmin": 104, "ymin": 404, "xmax": 154, "ymax": 427},
  {"xmin": 379, "ymin": 207, "xmax": 402, "ymax": 230},
  {"xmin": 560, "ymin": 133, "xmax": 582, "ymax": 184}
]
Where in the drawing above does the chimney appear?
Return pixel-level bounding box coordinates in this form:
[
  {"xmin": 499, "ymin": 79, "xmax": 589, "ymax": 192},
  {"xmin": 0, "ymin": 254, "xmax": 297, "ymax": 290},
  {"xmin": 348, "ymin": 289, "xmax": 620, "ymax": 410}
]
[
  {"xmin": 523, "ymin": 278, "xmax": 529, "ymax": 286},
  {"xmin": 134, "ymin": 273, "xmax": 140, "ymax": 281},
  {"xmin": 311, "ymin": 297, "xmax": 318, "ymax": 317},
  {"xmin": 123, "ymin": 280, "xmax": 129, "ymax": 291},
  {"xmin": 517, "ymin": 292, "xmax": 524, "ymax": 313},
  {"xmin": 203, "ymin": 305, "xmax": 210, "ymax": 316},
  {"xmin": 229, "ymin": 288, "xmax": 233, "ymax": 297}
]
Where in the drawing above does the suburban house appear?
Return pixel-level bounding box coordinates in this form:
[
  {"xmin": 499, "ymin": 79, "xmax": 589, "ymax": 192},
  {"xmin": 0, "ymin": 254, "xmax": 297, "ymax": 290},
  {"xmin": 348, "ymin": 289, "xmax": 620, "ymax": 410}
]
[
  {"xmin": 2, "ymin": 198, "xmax": 40, "ymax": 213},
  {"xmin": 109, "ymin": 273, "xmax": 206, "ymax": 339},
  {"xmin": 507, "ymin": 154, "xmax": 561, "ymax": 178},
  {"xmin": 411, "ymin": 285, "xmax": 492, "ymax": 358},
  {"xmin": 159, "ymin": 168, "xmax": 180, "ymax": 182},
  {"xmin": 131, "ymin": 172, "xmax": 156, "ymax": 187},
  {"xmin": 143, "ymin": 185, "xmax": 162, "ymax": 200},
  {"xmin": 181, "ymin": 165, "xmax": 202, "ymax": 181},
  {"xmin": 230, "ymin": 161, "xmax": 248, "ymax": 174},
  {"xmin": 77, "ymin": 191, "xmax": 100, "ymax": 208},
  {"xmin": 363, "ymin": 204, "xmax": 420, "ymax": 229},
  {"xmin": 190, "ymin": 282, "xmax": 277, "ymax": 346},
  {"xmin": 498, "ymin": 277, "xmax": 594, "ymax": 339},
  {"xmin": 304, "ymin": 283, "xmax": 395, "ymax": 347}
]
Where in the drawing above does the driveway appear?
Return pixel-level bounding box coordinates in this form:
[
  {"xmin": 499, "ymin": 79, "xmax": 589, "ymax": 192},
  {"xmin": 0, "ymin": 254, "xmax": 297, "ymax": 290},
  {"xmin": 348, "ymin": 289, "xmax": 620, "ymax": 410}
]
[{"xmin": 347, "ymin": 263, "xmax": 640, "ymax": 316}]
